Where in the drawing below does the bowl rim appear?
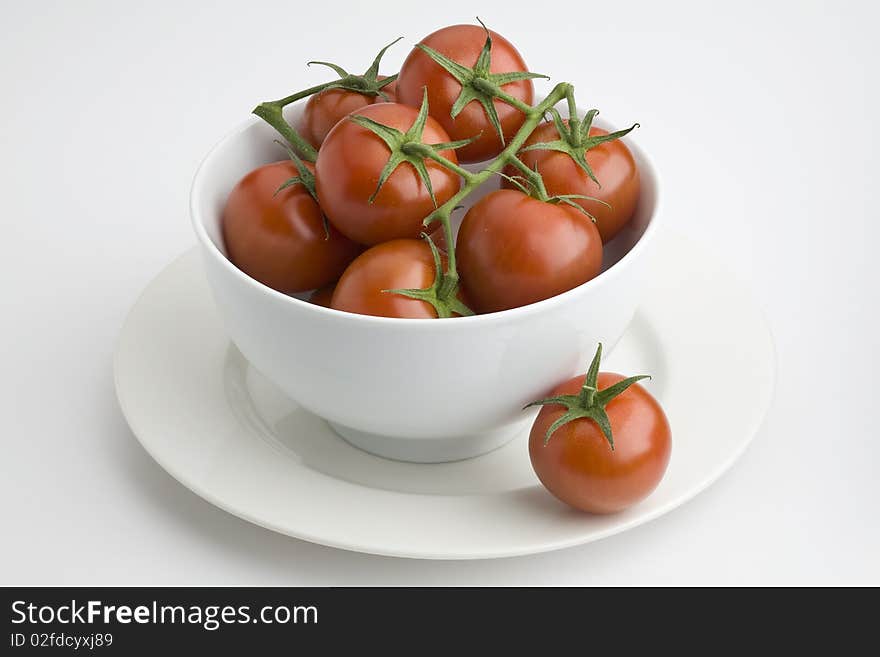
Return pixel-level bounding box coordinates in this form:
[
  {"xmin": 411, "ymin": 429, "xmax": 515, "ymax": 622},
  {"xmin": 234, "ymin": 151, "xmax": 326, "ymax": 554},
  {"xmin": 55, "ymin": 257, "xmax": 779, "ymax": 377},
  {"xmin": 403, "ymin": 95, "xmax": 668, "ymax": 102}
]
[{"xmin": 190, "ymin": 103, "xmax": 662, "ymax": 328}]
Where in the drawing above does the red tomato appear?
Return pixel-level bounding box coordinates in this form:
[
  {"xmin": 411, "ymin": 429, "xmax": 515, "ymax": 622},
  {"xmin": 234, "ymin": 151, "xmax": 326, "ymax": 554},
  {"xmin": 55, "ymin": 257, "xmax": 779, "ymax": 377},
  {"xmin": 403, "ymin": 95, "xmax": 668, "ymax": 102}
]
[
  {"xmin": 506, "ymin": 122, "xmax": 640, "ymax": 243},
  {"xmin": 308, "ymin": 284, "xmax": 336, "ymax": 307},
  {"xmin": 315, "ymin": 103, "xmax": 462, "ymax": 246},
  {"xmin": 331, "ymin": 239, "xmax": 464, "ymax": 318},
  {"xmin": 299, "ymin": 76, "xmax": 398, "ymax": 148},
  {"xmin": 222, "ymin": 161, "xmax": 361, "ymax": 293},
  {"xmin": 530, "ymin": 372, "xmax": 671, "ymax": 513},
  {"xmin": 456, "ymin": 189, "xmax": 603, "ymax": 313},
  {"xmin": 397, "ymin": 24, "xmax": 534, "ymax": 163}
]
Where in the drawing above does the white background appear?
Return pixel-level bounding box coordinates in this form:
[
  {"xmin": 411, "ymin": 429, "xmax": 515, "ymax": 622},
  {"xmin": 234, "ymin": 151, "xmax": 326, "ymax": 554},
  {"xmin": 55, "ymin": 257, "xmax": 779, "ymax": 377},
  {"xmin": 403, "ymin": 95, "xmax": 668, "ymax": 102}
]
[{"xmin": 2, "ymin": 0, "xmax": 877, "ymax": 585}]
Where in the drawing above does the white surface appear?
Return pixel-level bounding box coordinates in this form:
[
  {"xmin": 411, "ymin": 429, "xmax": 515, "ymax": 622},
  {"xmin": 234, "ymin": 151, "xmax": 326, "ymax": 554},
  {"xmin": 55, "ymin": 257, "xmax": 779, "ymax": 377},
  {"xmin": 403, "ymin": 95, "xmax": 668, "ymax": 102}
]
[
  {"xmin": 2, "ymin": 0, "xmax": 878, "ymax": 584},
  {"xmin": 191, "ymin": 100, "xmax": 658, "ymax": 458},
  {"xmin": 115, "ymin": 233, "xmax": 774, "ymax": 558}
]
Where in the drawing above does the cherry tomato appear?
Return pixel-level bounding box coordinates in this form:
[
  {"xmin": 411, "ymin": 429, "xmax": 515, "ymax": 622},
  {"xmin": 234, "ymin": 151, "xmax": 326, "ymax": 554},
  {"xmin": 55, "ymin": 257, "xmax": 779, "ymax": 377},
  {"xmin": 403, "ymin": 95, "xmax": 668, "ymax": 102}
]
[
  {"xmin": 299, "ymin": 76, "xmax": 398, "ymax": 148},
  {"xmin": 331, "ymin": 239, "xmax": 462, "ymax": 318},
  {"xmin": 456, "ymin": 189, "xmax": 603, "ymax": 313},
  {"xmin": 397, "ymin": 24, "xmax": 534, "ymax": 163},
  {"xmin": 315, "ymin": 102, "xmax": 462, "ymax": 246},
  {"xmin": 222, "ymin": 161, "xmax": 361, "ymax": 294},
  {"xmin": 530, "ymin": 372, "xmax": 671, "ymax": 513},
  {"xmin": 506, "ymin": 122, "xmax": 640, "ymax": 242},
  {"xmin": 308, "ymin": 284, "xmax": 336, "ymax": 307}
]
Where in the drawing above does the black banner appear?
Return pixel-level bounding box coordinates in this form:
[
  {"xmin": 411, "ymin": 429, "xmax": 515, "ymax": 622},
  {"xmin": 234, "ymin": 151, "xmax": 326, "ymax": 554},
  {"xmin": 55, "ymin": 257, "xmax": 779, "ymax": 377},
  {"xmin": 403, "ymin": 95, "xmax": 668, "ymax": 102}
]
[{"xmin": 1, "ymin": 587, "xmax": 870, "ymax": 652}]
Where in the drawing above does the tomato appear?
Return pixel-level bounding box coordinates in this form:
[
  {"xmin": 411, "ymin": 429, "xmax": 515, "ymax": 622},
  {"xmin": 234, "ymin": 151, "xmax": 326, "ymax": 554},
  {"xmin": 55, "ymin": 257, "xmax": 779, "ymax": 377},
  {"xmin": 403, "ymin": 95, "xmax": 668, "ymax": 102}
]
[
  {"xmin": 506, "ymin": 122, "xmax": 640, "ymax": 243},
  {"xmin": 529, "ymin": 371, "xmax": 671, "ymax": 513},
  {"xmin": 222, "ymin": 161, "xmax": 361, "ymax": 293},
  {"xmin": 397, "ymin": 24, "xmax": 534, "ymax": 163},
  {"xmin": 299, "ymin": 76, "xmax": 398, "ymax": 148},
  {"xmin": 315, "ymin": 102, "xmax": 462, "ymax": 246},
  {"xmin": 308, "ymin": 284, "xmax": 336, "ymax": 307},
  {"xmin": 331, "ymin": 239, "xmax": 464, "ymax": 318},
  {"xmin": 455, "ymin": 189, "xmax": 603, "ymax": 313}
]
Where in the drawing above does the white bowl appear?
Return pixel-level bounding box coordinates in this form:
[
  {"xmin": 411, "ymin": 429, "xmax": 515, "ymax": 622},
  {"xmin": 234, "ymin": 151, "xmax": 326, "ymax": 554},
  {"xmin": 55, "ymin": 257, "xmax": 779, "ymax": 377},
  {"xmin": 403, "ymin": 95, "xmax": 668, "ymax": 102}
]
[{"xmin": 190, "ymin": 101, "xmax": 661, "ymax": 463}]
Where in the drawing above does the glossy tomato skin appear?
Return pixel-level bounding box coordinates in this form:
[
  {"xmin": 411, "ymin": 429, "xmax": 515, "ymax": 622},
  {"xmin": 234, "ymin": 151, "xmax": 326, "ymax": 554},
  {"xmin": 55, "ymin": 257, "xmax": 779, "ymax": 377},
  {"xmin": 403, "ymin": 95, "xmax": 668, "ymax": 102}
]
[
  {"xmin": 529, "ymin": 372, "xmax": 671, "ymax": 513},
  {"xmin": 331, "ymin": 239, "xmax": 454, "ymax": 318},
  {"xmin": 222, "ymin": 161, "xmax": 361, "ymax": 294},
  {"xmin": 299, "ymin": 77, "xmax": 398, "ymax": 148},
  {"xmin": 456, "ymin": 189, "xmax": 603, "ymax": 313},
  {"xmin": 315, "ymin": 103, "xmax": 461, "ymax": 246},
  {"xmin": 301, "ymin": 89, "xmax": 376, "ymax": 149},
  {"xmin": 506, "ymin": 123, "xmax": 640, "ymax": 243},
  {"xmin": 397, "ymin": 25, "xmax": 534, "ymax": 163}
]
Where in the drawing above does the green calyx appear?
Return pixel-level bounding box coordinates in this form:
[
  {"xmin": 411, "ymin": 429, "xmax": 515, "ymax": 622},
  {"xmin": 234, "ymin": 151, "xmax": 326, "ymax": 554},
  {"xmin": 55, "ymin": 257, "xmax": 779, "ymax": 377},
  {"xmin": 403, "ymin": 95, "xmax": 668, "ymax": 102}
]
[
  {"xmin": 524, "ymin": 344, "xmax": 650, "ymax": 449},
  {"xmin": 348, "ymin": 88, "xmax": 474, "ymax": 205},
  {"xmin": 545, "ymin": 194, "xmax": 611, "ymax": 222},
  {"xmin": 501, "ymin": 159, "xmax": 608, "ymax": 222},
  {"xmin": 273, "ymin": 140, "xmax": 330, "ymax": 238},
  {"xmin": 253, "ymin": 37, "xmax": 404, "ymax": 162},
  {"xmin": 416, "ymin": 17, "xmax": 548, "ymax": 146},
  {"xmin": 384, "ymin": 233, "xmax": 474, "ymax": 318},
  {"xmin": 274, "ymin": 141, "xmax": 317, "ymax": 199},
  {"xmin": 521, "ymin": 108, "xmax": 639, "ymax": 186},
  {"xmin": 308, "ymin": 36, "xmax": 403, "ymax": 99},
  {"xmin": 503, "ymin": 156, "xmax": 550, "ymax": 200}
]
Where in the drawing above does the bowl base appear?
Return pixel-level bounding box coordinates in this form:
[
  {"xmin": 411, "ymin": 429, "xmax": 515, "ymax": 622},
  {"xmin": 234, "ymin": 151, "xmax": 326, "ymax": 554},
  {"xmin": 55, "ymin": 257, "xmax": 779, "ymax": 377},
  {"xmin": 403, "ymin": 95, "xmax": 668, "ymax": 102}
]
[{"xmin": 326, "ymin": 420, "xmax": 529, "ymax": 463}]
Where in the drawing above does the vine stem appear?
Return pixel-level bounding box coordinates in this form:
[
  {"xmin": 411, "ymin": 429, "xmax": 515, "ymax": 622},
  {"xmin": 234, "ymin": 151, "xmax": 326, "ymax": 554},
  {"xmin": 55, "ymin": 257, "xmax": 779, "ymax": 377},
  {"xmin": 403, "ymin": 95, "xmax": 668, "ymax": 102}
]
[
  {"xmin": 270, "ymin": 81, "xmax": 341, "ymax": 108},
  {"xmin": 566, "ymin": 90, "xmax": 579, "ymax": 120},
  {"xmin": 506, "ymin": 154, "xmax": 549, "ymax": 200},
  {"xmin": 252, "ymin": 80, "xmax": 342, "ymax": 162},
  {"xmin": 473, "ymin": 79, "xmax": 534, "ymax": 114},
  {"xmin": 410, "ymin": 146, "xmax": 478, "ymax": 183},
  {"xmin": 423, "ymin": 81, "xmax": 573, "ymax": 279}
]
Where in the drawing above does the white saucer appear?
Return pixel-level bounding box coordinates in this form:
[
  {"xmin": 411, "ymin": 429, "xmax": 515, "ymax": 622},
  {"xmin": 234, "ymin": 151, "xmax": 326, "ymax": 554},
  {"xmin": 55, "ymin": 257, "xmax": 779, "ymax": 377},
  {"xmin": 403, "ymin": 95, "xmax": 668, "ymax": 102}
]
[{"xmin": 114, "ymin": 231, "xmax": 775, "ymax": 559}]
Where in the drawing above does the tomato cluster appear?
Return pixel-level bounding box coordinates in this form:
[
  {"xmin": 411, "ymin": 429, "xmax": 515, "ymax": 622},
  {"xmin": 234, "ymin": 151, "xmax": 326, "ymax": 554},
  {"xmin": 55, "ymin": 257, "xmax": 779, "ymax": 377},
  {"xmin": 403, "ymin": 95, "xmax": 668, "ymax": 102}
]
[{"xmin": 224, "ymin": 22, "xmax": 641, "ymax": 319}]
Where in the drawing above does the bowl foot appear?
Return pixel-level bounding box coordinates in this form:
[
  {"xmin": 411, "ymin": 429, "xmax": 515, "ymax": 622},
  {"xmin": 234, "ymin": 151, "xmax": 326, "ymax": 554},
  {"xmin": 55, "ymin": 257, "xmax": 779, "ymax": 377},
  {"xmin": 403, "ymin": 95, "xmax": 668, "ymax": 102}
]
[{"xmin": 327, "ymin": 420, "xmax": 528, "ymax": 463}]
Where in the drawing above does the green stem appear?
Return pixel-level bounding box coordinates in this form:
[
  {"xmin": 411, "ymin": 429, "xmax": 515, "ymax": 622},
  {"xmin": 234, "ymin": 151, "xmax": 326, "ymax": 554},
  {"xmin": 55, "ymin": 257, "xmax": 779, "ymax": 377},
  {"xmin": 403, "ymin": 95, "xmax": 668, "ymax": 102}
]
[
  {"xmin": 417, "ymin": 82, "xmax": 572, "ymax": 281},
  {"xmin": 506, "ymin": 154, "xmax": 549, "ymax": 200},
  {"xmin": 410, "ymin": 143, "xmax": 476, "ymax": 182},
  {"xmin": 422, "ymin": 205, "xmax": 460, "ymax": 278},
  {"xmin": 252, "ymin": 103, "xmax": 318, "ymax": 162},
  {"xmin": 268, "ymin": 80, "xmax": 341, "ymax": 108},
  {"xmin": 440, "ymin": 214, "xmax": 458, "ymax": 281},
  {"xmin": 566, "ymin": 88, "xmax": 580, "ymax": 143},
  {"xmin": 424, "ymin": 81, "xmax": 571, "ymax": 229},
  {"xmin": 579, "ymin": 383, "xmax": 597, "ymax": 407},
  {"xmin": 252, "ymin": 80, "xmax": 341, "ymax": 162},
  {"xmin": 474, "ymin": 79, "xmax": 534, "ymax": 114}
]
